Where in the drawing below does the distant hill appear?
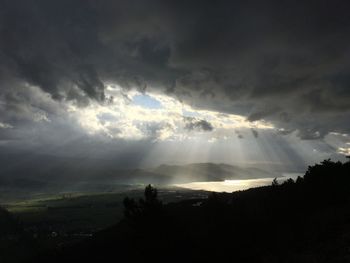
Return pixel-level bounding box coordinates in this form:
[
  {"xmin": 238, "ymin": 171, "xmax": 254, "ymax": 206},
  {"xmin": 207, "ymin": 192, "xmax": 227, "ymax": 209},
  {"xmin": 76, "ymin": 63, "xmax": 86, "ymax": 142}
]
[
  {"xmin": 0, "ymin": 153, "xmax": 280, "ymax": 193},
  {"xmin": 150, "ymin": 162, "xmax": 278, "ymax": 183}
]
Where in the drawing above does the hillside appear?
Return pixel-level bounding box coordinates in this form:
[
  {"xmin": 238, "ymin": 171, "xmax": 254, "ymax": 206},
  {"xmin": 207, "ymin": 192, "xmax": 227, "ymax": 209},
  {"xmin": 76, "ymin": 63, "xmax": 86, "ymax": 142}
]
[
  {"xmin": 0, "ymin": 153, "xmax": 282, "ymax": 194},
  {"xmin": 27, "ymin": 158, "xmax": 350, "ymax": 263},
  {"xmin": 0, "ymin": 206, "xmax": 37, "ymax": 263}
]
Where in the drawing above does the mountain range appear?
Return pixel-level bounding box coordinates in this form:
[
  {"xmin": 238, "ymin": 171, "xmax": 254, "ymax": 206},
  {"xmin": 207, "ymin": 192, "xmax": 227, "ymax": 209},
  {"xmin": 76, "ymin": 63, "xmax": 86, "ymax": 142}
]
[{"xmin": 0, "ymin": 153, "xmax": 281, "ymax": 193}]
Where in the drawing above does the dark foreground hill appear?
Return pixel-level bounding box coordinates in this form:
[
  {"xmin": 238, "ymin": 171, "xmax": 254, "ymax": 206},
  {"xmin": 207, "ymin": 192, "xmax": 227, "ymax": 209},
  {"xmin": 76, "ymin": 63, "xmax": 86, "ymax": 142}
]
[
  {"xmin": 28, "ymin": 158, "xmax": 350, "ymax": 263},
  {"xmin": 0, "ymin": 206, "xmax": 38, "ymax": 263}
]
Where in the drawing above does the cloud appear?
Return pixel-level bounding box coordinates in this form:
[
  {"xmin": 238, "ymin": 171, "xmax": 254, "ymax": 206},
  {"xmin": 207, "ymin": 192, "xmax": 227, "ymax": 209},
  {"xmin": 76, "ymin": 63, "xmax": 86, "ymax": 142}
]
[
  {"xmin": 0, "ymin": 122, "xmax": 13, "ymax": 129},
  {"xmin": 0, "ymin": 0, "xmax": 350, "ymax": 145},
  {"xmin": 338, "ymin": 144, "xmax": 350, "ymax": 156},
  {"xmin": 184, "ymin": 117, "xmax": 214, "ymax": 132}
]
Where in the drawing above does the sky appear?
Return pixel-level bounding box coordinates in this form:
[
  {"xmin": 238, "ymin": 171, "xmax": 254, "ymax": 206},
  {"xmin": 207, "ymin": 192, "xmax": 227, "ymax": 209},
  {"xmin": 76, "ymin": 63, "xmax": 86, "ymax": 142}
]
[{"xmin": 0, "ymin": 0, "xmax": 350, "ymax": 172}]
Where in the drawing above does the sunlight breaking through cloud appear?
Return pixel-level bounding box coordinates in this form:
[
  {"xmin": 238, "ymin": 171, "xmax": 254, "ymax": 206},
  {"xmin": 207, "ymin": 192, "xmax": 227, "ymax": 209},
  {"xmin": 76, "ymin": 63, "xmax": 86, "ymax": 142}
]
[
  {"xmin": 67, "ymin": 85, "xmax": 275, "ymax": 141},
  {"xmin": 1, "ymin": 82, "xmax": 348, "ymax": 169},
  {"xmin": 338, "ymin": 144, "xmax": 350, "ymax": 155}
]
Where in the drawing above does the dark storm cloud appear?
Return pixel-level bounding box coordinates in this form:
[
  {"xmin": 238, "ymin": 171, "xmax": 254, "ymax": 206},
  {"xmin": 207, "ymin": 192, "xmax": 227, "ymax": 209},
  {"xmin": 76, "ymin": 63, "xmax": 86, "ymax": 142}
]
[
  {"xmin": 0, "ymin": 0, "xmax": 106, "ymax": 102},
  {"xmin": 1, "ymin": 0, "xmax": 350, "ymax": 139},
  {"xmin": 184, "ymin": 117, "xmax": 213, "ymax": 132}
]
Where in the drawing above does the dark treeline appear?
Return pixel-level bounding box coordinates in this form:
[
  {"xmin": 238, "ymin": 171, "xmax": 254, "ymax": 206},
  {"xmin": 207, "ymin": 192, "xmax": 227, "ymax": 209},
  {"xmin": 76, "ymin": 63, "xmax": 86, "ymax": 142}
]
[{"xmin": 4, "ymin": 158, "xmax": 350, "ymax": 262}]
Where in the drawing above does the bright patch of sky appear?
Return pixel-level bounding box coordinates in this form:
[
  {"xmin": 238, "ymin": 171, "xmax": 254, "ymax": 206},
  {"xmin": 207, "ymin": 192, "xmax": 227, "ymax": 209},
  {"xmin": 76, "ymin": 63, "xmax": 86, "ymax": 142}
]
[
  {"xmin": 132, "ymin": 94, "xmax": 162, "ymax": 109},
  {"xmin": 67, "ymin": 85, "xmax": 275, "ymax": 142},
  {"xmin": 182, "ymin": 109, "xmax": 201, "ymax": 118}
]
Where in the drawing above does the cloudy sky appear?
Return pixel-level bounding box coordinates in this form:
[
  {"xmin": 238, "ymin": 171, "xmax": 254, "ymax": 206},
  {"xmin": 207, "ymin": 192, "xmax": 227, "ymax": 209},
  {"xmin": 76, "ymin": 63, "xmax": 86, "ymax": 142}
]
[{"xmin": 0, "ymin": 0, "xmax": 349, "ymax": 171}]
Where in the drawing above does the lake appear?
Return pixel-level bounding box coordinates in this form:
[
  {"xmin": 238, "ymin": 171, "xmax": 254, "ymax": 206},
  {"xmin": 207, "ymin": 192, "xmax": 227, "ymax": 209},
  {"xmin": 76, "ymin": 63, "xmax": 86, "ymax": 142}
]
[{"xmin": 174, "ymin": 173, "xmax": 302, "ymax": 192}]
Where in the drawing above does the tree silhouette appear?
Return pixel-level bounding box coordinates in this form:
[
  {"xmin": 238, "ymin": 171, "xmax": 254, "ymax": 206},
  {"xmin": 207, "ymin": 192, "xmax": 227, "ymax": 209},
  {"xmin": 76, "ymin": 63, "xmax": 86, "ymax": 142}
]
[
  {"xmin": 272, "ymin": 178, "xmax": 279, "ymax": 187},
  {"xmin": 144, "ymin": 184, "xmax": 158, "ymax": 203},
  {"xmin": 123, "ymin": 184, "xmax": 163, "ymax": 219}
]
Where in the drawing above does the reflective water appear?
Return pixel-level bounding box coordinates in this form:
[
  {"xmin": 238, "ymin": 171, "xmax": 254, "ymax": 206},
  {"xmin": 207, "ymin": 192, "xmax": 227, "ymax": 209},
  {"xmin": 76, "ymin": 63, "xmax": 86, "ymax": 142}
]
[{"xmin": 174, "ymin": 173, "xmax": 302, "ymax": 192}]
